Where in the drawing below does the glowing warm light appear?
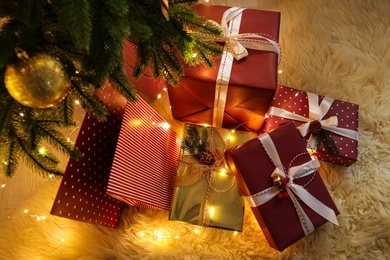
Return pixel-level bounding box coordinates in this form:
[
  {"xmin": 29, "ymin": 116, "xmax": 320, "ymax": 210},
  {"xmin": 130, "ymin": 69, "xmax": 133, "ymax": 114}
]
[
  {"xmin": 24, "ymin": 209, "xmax": 29, "ymax": 213},
  {"xmin": 194, "ymin": 229, "xmax": 199, "ymax": 234},
  {"xmin": 128, "ymin": 119, "xmax": 142, "ymax": 127},
  {"xmin": 152, "ymin": 121, "xmax": 156, "ymax": 125},
  {"xmin": 175, "ymin": 235, "xmax": 179, "ymax": 239},
  {"xmin": 234, "ymin": 231, "xmax": 238, "ymax": 235},
  {"xmin": 209, "ymin": 207, "xmax": 215, "ymax": 217},
  {"xmin": 37, "ymin": 216, "xmax": 41, "ymax": 221},
  {"xmin": 140, "ymin": 232, "xmax": 145, "ymax": 237},
  {"xmin": 161, "ymin": 122, "xmax": 170, "ymax": 130},
  {"xmin": 231, "ymin": 129, "xmax": 235, "ymax": 133},
  {"xmin": 75, "ymin": 100, "xmax": 80, "ymax": 105},
  {"xmin": 295, "ymin": 92, "xmax": 299, "ymax": 97},
  {"xmin": 228, "ymin": 135, "xmax": 234, "ymax": 141},
  {"xmin": 61, "ymin": 238, "xmax": 65, "ymax": 242},
  {"xmin": 49, "ymin": 174, "xmax": 53, "ymax": 179},
  {"xmin": 157, "ymin": 93, "xmax": 162, "ymax": 99},
  {"xmin": 163, "ymin": 87, "xmax": 167, "ymax": 92},
  {"xmin": 156, "ymin": 233, "xmax": 163, "ymax": 239},
  {"xmin": 192, "ymin": 53, "xmax": 198, "ymax": 58},
  {"xmin": 38, "ymin": 147, "xmax": 46, "ymax": 155},
  {"xmin": 278, "ymin": 69, "xmax": 283, "ymax": 74},
  {"xmin": 3, "ymin": 161, "xmax": 8, "ymax": 165},
  {"xmin": 19, "ymin": 113, "xmax": 24, "ymax": 117},
  {"xmin": 1, "ymin": 184, "xmax": 5, "ymax": 188}
]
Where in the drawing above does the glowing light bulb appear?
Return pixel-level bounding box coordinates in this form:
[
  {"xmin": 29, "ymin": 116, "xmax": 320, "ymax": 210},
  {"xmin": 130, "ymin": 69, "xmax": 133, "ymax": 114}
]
[
  {"xmin": 163, "ymin": 87, "xmax": 167, "ymax": 92},
  {"xmin": 19, "ymin": 113, "xmax": 24, "ymax": 117},
  {"xmin": 1, "ymin": 184, "xmax": 5, "ymax": 188},
  {"xmin": 278, "ymin": 69, "xmax": 283, "ymax": 74},
  {"xmin": 3, "ymin": 161, "xmax": 7, "ymax": 165},
  {"xmin": 24, "ymin": 209, "xmax": 29, "ymax": 213},
  {"xmin": 209, "ymin": 207, "xmax": 215, "ymax": 217},
  {"xmin": 192, "ymin": 53, "xmax": 198, "ymax": 58},
  {"xmin": 234, "ymin": 231, "xmax": 238, "ymax": 235},
  {"xmin": 38, "ymin": 147, "xmax": 46, "ymax": 155},
  {"xmin": 140, "ymin": 232, "xmax": 145, "ymax": 237},
  {"xmin": 228, "ymin": 135, "xmax": 234, "ymax": 141},
  {"xmin": 194, "ymin": 229, "xmax": 199, "ymax": 234},
  {"xmin": 175, "ymin": 235, "xmax": 179, "ymax": 239},
  {"xmin": 157, "ymin": 93, "xmax": 162, "ymax": 99},
  {"xmin": 61, "ymin": 238, "xmax": 65, "ymax": 242},
  {"xmin": 37, "ymin": 216, "xmax": 41, "ymax": 221},
  {"xmin": 75, "ymin": 100, "xmax": 80, "ymax": 105},
  {"xmin": 49, "ymin": 174, "xmax": 53, "ymax": 179},
  {"xmin": 156, "ymin": 233, "xmax": 163, "ymax": 239},
  {"xmin": 161, "ymin": 122, "xmax": 170, "ymax": 130},
  {"xmin": 220, "ymin": 168, "xmax": 226, "ymax": 176}
]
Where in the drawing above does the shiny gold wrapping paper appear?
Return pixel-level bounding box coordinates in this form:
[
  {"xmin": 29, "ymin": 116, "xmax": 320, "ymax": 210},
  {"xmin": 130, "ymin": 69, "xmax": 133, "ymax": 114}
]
[{"xmin": 169, "ymin": 124, "xmax": 255, "ymax": 231}]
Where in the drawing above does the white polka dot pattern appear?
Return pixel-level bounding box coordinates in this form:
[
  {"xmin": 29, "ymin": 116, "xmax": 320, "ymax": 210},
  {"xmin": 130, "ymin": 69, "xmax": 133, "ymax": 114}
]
[
  {"xmin": 51, "ymin": 85, "xmax": 126, "ymax": 228},
  {"xmin": 107, "ymin": 96, "xmax": 181, "ymax": 210},
  {"xmin": 262, "ymin": 85, "xmax": 359, "ymax": 166}
]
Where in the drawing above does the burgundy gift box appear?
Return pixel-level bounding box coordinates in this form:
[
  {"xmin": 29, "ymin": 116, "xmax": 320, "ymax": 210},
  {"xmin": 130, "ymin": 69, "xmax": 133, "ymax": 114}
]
[
  {"xmin": 262, "ymin": 85, "xmax": 359, "ymax": 166},
  {"xmin": 123, "ymin": 40, "xmax": 165, "ymax": 100},
  {"xmin": 226, "ymin": 122, "xmax": 340, "ymax": 251},
  {"xmin": 51, "ymin": 84, "xmax": 126, "ymax": 228},
  {"xmin": 167, "ymin": 4, "xmax": 280, "ymax": 133}
]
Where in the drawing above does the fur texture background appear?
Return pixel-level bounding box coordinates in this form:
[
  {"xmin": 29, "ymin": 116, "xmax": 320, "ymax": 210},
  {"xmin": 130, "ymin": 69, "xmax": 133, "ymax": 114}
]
[{"xmin": 1, "ymin": 0, "xmax": 390, "ymax": 259}]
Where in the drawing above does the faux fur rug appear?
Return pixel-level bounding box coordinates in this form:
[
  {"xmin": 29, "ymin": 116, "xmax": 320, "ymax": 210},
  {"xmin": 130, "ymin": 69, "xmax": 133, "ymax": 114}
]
[{"xmin": 1, "ymin": 0, "xmax": 390, "ymax": 259}]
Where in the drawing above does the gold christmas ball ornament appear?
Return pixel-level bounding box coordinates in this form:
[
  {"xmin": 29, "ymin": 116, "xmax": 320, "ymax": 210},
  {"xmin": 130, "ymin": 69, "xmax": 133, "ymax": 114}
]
[
  {"xmin": 4, "ymin": 52, "xmax": 71, "ymax": 108},
  {"xmin": 272, "ymin": 175, "xmax": 283, "ymax": 187}
]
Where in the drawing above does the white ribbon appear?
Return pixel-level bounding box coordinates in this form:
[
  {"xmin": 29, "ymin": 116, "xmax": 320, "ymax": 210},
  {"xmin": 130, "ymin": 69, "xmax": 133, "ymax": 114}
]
[
  {"xmin": 244, "ymin": 134, "xmax": 339, "ymax": 235},
  {"xmin": 212, "ymin": 7, "xmax": 281, "ymax": 128},
  {"xmin": 267, "ymin": 92, "xmax": 358, "ymax": 149}
]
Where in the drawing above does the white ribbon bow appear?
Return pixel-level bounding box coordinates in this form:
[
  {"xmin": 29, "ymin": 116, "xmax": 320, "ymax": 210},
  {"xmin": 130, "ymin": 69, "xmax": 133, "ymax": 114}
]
[
  {"xmin": 216, "ymin": 7, "xmax": 281, "ymax": 61},
  {"xmin": 267, "ymin": 92, "xmax": 358, "ymax": 149},
  {"xmin": 244, "ymin": 134, "xmax": 339, "ymax": 235}
]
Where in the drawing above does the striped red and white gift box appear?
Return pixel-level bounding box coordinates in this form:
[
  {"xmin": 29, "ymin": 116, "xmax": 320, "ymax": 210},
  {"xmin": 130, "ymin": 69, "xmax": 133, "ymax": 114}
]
[{"xmin": 107, "ymin": 96, "xmax": 181, "ymax": 210}]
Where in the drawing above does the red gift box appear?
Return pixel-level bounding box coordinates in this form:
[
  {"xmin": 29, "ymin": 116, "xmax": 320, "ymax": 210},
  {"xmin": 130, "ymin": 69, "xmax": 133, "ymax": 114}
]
[
  {"xmin": 51, "ymin": 84, "xmax": 126, "ymax": 228},
  {"xmin": 167, "ymin": 4, "xmax": 280, "ymax": 133},
  {"xmin": 262, "ymin": 85, "xmax": 359, "ymax": 166},
  {"xmin": 226, "ymin": 122, "xmax": 340, "ymax": 251},
  {"xmin": 123, "ymin": 41, "xmax": 165, "ymax": 100},
  {"xmin": 106, "ymin": 95, "xmax": 181, "ymax": 210}
]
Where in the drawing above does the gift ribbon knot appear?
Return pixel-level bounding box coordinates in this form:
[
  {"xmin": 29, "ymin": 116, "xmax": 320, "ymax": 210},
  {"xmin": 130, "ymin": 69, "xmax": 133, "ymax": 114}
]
[
  {"xmin": 267, "ymin": 91, "xmax": 358, "ymax": 150},
  {"xmin": 244, "ymin": 134, "xmax": 339, "ymax": 235}
]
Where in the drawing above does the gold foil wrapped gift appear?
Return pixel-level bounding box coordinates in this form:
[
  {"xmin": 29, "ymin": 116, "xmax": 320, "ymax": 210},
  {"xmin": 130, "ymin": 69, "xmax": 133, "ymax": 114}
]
[{"xmin": 169, "ymin": 124, "xmax": 255, "ymax": 231}]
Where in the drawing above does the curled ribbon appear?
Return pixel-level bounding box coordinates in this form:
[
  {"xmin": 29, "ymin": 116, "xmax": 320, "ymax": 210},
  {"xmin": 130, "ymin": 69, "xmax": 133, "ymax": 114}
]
[
  {"xmin": 244, "ymin": 134, "xmax": 339, "ymax": 235},
  {"xmin": 212, "ymin": 7, "xmax": 281, "ymax": 128},
  {"xmin": 267, "ymin": 91, "xmax": 358, "ymax": 150}
]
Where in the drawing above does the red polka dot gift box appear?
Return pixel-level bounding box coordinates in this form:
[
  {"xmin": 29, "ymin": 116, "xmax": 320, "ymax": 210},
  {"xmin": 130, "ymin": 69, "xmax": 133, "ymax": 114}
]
[
  {"xmin": 106, "ymin": 96, "xmax": 181, "ymax": 211},
  {"xmin": 262, "ymin": 85, "xmax": 359, "ymax": 166},
  {"xmin": 51, "ymin": 84, "xmax": 126, "ymax": 228}
]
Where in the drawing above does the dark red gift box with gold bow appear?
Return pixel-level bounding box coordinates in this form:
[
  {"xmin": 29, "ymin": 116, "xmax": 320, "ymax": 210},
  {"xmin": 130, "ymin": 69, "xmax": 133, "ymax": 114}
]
[
  {"xmin": 167, "ymin": 4, "xmax": 280, "ymax": 133},
  {"xmin": 226, "ymin": 122, "xmax": 340, "ymax": 251},
  {"xmin": 262, "ymin": 85, "xmax": 359, "ymax": 166}
]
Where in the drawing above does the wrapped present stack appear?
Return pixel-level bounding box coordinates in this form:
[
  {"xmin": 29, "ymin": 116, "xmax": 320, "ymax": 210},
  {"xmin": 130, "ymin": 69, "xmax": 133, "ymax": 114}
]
[{"xmin": 167, "ymin": 4, "xmax": 281, "ymax": 133}]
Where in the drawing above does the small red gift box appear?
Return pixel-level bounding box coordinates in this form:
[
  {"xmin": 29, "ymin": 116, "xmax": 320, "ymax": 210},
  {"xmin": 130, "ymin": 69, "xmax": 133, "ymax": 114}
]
[
  {"xmin": 123, "ymin": 40, "xmax": 165, "ymax": 100},
  {"xmin": 51, "ymin": 84, "xmax": 126, "ymax": 228},
  {"xmin": 262, "ymin": 85, "xmax": 359, "ymax": 166},
  {"xmin": 167, "ymin": 4, "xmax": 280, "ymax": 133},
  {"xmin": 107, "ymin": 95, "xmax": 181, "ymax": 210},
  {"xmin": 226, "ymin": 122, "xmax": 340, "ymax": 251}
]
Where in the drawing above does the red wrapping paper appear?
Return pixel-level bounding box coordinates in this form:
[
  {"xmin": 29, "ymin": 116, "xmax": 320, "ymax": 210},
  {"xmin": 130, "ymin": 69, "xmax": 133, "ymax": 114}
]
[
  {"xmin": 123, "ymin": 41, "xmax": 165, "ymax": 100},
  {"xmin": 107, "ymin": 95, "xmax": 180, "ymax": 210},
  {"xmin": 167, "ymin": 4, "xmax": 280, "ymax": 133},
  {"xmin": 226, "ymin": 122, "xmax": 339, "ymax": 251},
  {"xmin": 51, "ymin": 84, "xmax": 126, "ymax": 228},
  {"xmin": 262, "ymin": 85, "xmax": 359, "ymax": 166}
]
